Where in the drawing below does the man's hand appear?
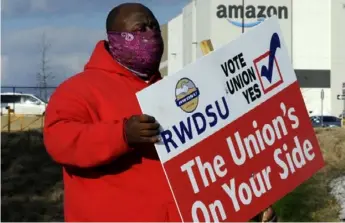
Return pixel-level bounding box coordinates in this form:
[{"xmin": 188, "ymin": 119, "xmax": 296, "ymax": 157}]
[{"xmin": 125, "ymin": 114, "xmax": 161, "ymax": 145}]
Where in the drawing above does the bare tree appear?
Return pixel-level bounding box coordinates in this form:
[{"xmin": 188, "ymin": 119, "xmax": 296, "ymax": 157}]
[{"xmin": 36, "ymin": 32, "xmax": 54, "ymax": 101}]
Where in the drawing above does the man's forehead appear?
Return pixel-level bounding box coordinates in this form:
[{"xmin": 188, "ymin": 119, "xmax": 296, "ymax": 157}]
[
  {"xmin": 124, "ymin": 11, "xmax": 149, "ymax": 23},
  {"xmin": 121, "ymin": 9, "xmax": 157, "ymax": 30},
  {"xmin": 107, "ymin": 3, "xmax": 157, "ymax": 31},
  {"xmin": 118, "ymin": 4, "xmax": 152, "ymax": 20}
]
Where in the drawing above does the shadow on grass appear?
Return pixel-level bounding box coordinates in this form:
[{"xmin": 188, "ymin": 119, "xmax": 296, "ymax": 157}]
[
  {"xmin": 1, "ymin": 130, "xmax": 63, "ymax": 221},
  {"xmin": 274, "ymin": 174, "xmax": 340, "ymax": 221}
]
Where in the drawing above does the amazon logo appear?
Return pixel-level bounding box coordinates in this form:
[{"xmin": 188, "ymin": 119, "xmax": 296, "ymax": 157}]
[{"xmin": 216, "ymin": 4, "xmax": 289, "ymax": 28}]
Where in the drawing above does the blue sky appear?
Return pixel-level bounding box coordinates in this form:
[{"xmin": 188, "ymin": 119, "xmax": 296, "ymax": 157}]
[{"xmin": 1, "ymin": 0, "xmax": 189, "ymax": 87}]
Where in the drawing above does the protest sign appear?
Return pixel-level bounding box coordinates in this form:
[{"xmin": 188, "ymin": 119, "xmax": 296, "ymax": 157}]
[{"xmin": 136, "ymin": 16, "xmax": 325, "ymax": 222}]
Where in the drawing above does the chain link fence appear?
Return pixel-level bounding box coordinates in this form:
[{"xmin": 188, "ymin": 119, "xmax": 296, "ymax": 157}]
[{"xmin": 1, "ymin": 86, "xmax": 57, "ymax": 132}]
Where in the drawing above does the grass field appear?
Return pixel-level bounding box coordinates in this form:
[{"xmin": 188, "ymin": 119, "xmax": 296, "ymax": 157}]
[
  {"xmin": 1, "ymin": 128, "xmax": 345, "ymax": 221},
  {"xmin": 274, "ymin": 128, "xmax": 345, "ymax": 221},
  {"xmin": 1, "ymin": 130, "xmax": 63, "ymax": 221}
]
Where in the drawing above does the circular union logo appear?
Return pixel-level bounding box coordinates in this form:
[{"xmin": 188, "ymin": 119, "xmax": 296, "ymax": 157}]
[{"xmin": 175, "ymin": 78, "xmax": 200, "ymax": 113}]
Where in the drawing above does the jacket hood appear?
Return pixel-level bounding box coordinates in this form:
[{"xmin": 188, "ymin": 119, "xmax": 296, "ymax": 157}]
[{"xmin": 84, "ymin": 40, "xmax": 161, "ymax": 83}]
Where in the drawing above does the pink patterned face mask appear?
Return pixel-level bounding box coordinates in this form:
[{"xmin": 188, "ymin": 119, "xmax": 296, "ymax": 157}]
[{"xmin": 107, "ymin": 30, "xmax": 164, "ymax": 77}]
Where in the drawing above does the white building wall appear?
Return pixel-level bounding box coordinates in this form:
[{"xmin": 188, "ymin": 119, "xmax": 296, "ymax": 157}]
[
  {"xmin": 331, "ymin": 0, "xmax": 345, "ymax": 117},
  {"xmin": 195, "ymin": 0, "xmax": 212, "ymax": 59},
  {"xmin": 292, "ymin": 0, "xmax": 332, "ymax": 117},
  {"xmin": 301, "ymin": 88, "xmax": 332, "ymax": 116},
  {"xmin": 209, "ymin": 0, "xmax": 243, "ymax": 50},
  {"xmin": 182, "ymin": 2, "xmax": 196, "ymax": 66},
  {"xmin": 168, "ymin": 14, "xmax": 184, "ymax": 75},
  {"xmin": 191, "ymin": 0, "xmax": 197, "ymax": 62},
  {"xmin": 292, "ymin": 0, "xmax": 331, "ymax": 70}
]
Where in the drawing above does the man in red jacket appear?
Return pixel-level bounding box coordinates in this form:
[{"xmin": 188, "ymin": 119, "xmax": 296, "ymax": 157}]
[
  {"xmin": 44, "ymin": 3, "xmax": 181, "ymax": 222},
  {"xmin": 44, "ymin": 2, "xmax": 277, "ymax": 222}
]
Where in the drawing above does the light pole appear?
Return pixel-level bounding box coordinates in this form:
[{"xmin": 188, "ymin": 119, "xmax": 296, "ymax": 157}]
[{"xmin": 337, "ymin": 93, "xmax": 345, "ymax": 127}]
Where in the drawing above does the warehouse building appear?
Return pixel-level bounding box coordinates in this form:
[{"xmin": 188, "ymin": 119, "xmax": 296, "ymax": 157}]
[{"xmin": 159, "ymin": 0, "xmax": 345, "ymax": 117}]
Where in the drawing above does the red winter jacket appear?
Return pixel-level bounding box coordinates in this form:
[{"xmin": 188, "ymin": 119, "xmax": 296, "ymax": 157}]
[{"xmin": 43, "ymin": 41, "xmax": 181, "ymax": 222}]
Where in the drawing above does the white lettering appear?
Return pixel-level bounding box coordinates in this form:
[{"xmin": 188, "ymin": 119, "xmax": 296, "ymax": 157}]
[
  {"xmin": 303, "ymin": 139, "xmax": 315, "ymax": 161},
  {"xmin": 214, "ymin": 155, "xmax": 228, "ymax": 178},
  {"xmin": 287, "ymin": 107, "xmax": 299, "ymax": 129},
  {"xmin": 274, "ymin": 146, "xmax": 289, "ymax": 179},
  {"xmin": 262, "ymin": 124, "xmax": 275, "ymax": 146},
  {"xmin": 196, "ymin": 156, "xmax": 217, "ymax": 188},
  {"xmin": 181, "ymin": 156, "xmax": 228, "ymax": 194},
  {"xmin": 191, "ymin": 200, "xmax": 227, "ymax": 222},
  {"xmin": 222, "ymin": 167, "xmax": 272, "ymax": 212},
  {"xmin": 192, "ymin": 201, "xmax": 210, "ymax": 222},
  {"xmin": 226, "ymin": 115, "xmax": 290, "ymax": 166},
  {"xmin": 181, "ymin": 159, "xmax": 199, "ymax": 193},
  {"xmin": 274, "ymin": 136, "xmax": 316, "ymax": 180},
  {"xmin": 209, "ymin": 200, "xmax": 227, "ymax": 222},
  {"xmin": 238, "ymin": 182, "xmax": 252, "ymax": 205},
  {"xmin": 222, "ymin": 178, "xmax": 240, "ymax": 211},
  {"xmin": 227, "ymin": 132, "xmax": 246, "ymax": 166}
]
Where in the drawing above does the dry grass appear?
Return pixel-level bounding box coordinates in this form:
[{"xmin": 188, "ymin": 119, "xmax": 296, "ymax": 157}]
[
  {"xmin": 1, "ymin": 130, "xmax": 63, "ymax": 221},
  {"xmin": 274, "ymin": 128, "xmax": 345, "ymax": 221},
  {"xmin": 1, "ymin": 128, "xmax": 344, "ymax": 221}
]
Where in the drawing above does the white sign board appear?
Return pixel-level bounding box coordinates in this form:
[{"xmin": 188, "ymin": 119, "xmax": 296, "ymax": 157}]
[{"xmin": 137, "ymin": 17, "xmax": 324, "ymax": 222}]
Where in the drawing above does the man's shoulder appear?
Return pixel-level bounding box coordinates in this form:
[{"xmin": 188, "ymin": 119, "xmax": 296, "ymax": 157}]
[
  {"xmin": 56, "ymin": 72, "xmax": 88, "ymax": 92},
  {"xmin": 52, "ymin": 70, "xmax": 118, "ymax": 100},
  {"xmin": 51, "ymin": 71, "xmax": 100, "ymax": 102}
]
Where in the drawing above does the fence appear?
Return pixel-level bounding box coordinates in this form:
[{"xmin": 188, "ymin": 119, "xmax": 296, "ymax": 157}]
[{"xmin": 1, "ymin": 86, "xmax": 57, "ymax": 132}]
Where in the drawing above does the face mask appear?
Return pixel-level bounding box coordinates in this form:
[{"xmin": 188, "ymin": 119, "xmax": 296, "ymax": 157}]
[{"xmin": 107, "ymin": 30, "xmax": 164, "ymax": 77}]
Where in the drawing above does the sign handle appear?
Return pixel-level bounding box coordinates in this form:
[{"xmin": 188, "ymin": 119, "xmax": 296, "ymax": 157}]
[{"xmin": 200, "ymin": 40, "xmax": 214, "ymax": 56}]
